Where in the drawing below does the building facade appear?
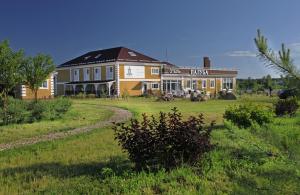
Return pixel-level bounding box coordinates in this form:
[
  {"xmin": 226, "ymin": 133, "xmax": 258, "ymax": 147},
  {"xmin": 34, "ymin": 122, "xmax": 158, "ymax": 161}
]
[
  {"xmin": 56, "ymin": 47, "xmax": 237, "ymax": 97},
  {"xmin": 14, "ymin": 74, "xmax": 55, "ymax": 100}
]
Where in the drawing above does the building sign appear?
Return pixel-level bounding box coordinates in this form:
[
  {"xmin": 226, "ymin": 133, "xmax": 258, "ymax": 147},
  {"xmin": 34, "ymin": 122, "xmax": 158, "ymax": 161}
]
[
  {"xmin": 191, "ymin": 69, "xmax": 208, "ymax": 76},
  {"xmin": 124, "ymin": 65, "xmax": 145, "ymax": 78}
]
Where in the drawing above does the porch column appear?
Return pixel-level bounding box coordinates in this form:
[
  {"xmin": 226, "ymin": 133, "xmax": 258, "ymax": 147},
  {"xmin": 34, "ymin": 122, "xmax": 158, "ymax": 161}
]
[
  {"xmin": 83, "ymin": 84, "xmax": 87, "ymax": 94},
  {"xmin": 94, "ymin": 84, "xmax": 98, "ymax": 96},
  {"xmin": 64, "ymin": 84, "xmax": 66, "ymax": 96},
  {"xmin": 73, "ymin": 85, "xmax": 76, "ymax": 95},
  {"xmin": 107, "ymin": 82, "xmax": 111, "ymax": 97}
]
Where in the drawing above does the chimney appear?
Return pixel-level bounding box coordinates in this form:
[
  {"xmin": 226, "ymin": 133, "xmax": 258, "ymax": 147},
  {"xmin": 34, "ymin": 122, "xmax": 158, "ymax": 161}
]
[{"xmin": 203, "ymin": 57, "xmax": 211, "ymax": 69}]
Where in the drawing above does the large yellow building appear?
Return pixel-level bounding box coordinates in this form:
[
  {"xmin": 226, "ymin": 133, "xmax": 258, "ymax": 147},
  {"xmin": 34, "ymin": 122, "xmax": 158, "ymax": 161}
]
[{"xmin": 55, "ymin": 47, "xmax": 237, "ymax": 97}]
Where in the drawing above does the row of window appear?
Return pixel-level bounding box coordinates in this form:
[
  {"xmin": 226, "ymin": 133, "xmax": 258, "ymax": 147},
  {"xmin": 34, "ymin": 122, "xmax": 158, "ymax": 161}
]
[
  {"xmin": 73, "ymin": 66, "xmax": 159, "ymax": 82},
  {"xmin": 73, "ymin": 66, "xmax": 114, "ymax": 82},
  {"xmin": 163, "ymin": 78, "xmax": 233, "ymax": 91}
]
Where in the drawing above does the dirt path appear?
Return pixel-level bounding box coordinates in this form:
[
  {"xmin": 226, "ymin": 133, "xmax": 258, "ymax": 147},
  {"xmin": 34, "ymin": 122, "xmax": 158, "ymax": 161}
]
[{"xmin": 0, "ymin": 106, "xmax": 132, "ymax": 151}]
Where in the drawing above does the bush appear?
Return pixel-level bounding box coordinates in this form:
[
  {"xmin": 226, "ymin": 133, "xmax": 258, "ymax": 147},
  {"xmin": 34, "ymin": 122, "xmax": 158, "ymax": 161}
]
[
  {"xmin": 113, "ymin": 107, "xmax": 214, "ymax": 171},
  {"xmin": 274, "ymin": 97, "xmax": 299, "ymax": 117},
  {"xmin": 28, "ymin": 101, "xmax": 45, "ymax": 122},
  {"xmin": 224, "ymin": 103, "xmax": 272, "ymax": 128},
  {"xmin": 218, "ymin": 91, "xmax": 237, "ymax": 100},
  {"xmin": 0, "ymin": 97, "xmax": 28, "ymax": 125}
]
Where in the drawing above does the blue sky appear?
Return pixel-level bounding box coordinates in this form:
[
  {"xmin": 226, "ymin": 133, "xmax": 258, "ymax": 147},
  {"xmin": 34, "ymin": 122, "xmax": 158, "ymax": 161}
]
[{"xmin": 1, "ymin": 0, "xmax": 300, "ymax": 78}]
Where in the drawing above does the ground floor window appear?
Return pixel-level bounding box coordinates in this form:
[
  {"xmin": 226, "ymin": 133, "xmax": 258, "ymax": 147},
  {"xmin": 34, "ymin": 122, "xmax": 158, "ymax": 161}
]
[
  {"xmin": 40, "ymin": 80, "xmax": 48, "ymax": 89},
  {"xmin": 192, "ymin": 80, "xmax": 197, "ymax": 89},
  {"xmin": 151, "ymin": 83, "xmax": 159, "ymax": 89},
  {"xmin": 163, "ymin": 80, "xmax": 182, "ymax": 92},
  {"xmin": 222, "ymin": 78, "xmax": 233, "ymax": 90},
  {"xmin": 202, "ymin": 79, "xmax": 207, "ymax": 89},
  {"xmin": 210, "ymin": 79, "xmax": 215, "ymax": 88}
]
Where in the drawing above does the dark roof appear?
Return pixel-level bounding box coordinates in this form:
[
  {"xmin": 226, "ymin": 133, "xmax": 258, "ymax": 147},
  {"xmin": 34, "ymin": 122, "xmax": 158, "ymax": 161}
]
[{"xmin": 58, "ymin": 47, "xmax": 161, "ymax": 67}]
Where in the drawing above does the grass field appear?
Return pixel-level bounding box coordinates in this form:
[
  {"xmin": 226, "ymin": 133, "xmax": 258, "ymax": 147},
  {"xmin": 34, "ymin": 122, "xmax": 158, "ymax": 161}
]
[
  {"xmin": 0, "ymin": 96, "xmax": 299, "ymax": 194},
  {"xmin": 0, "ymin": 102, "xmax": 113, "ymax": 144}
]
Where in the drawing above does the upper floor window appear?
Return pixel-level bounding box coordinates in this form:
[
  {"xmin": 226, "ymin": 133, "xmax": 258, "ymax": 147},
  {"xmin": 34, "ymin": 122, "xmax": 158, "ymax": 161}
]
[
  {"xmin": 73, "ymin": 69, "xmax": 79, "ymax": 81},
  {"xmin": 151, "ymin": 67, "xmax": 160, "ymax": 75},
  {"xmin": 84, "ymin": 68, "xmax": 90, "ymax": 81},
  {"xmin": 106, "ymin": 66, "xmax": 114, "ymax": 80},
  {"xmin": 94, "ymin": 67, "xmax": 101, "ymax": 80}
]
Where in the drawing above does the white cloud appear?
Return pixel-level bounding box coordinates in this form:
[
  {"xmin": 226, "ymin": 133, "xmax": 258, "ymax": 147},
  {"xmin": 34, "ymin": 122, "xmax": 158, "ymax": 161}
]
[
  {"xmin": 225, "ymin": 50, "xmax": 256, "ymax": 57},
  {"xmin": 287, "ymin": 42, "xmax": 300, "ymax": 57}
]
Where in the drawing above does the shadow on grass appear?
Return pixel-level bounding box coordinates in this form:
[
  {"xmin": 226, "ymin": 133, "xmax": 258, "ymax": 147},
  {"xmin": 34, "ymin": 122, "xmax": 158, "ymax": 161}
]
[{"xmin": 0, "ymin": 156, "xmax": 133, "ymax": 180}]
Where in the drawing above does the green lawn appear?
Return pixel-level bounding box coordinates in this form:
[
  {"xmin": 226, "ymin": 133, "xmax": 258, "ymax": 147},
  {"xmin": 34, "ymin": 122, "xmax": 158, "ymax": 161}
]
[
  {"xmin": 0, "ymin": 96, "xmax": 299, "ymax": 194},
  {"xmin": 0, "ymin": 101, "xmax": 113, "ymax": 144}
]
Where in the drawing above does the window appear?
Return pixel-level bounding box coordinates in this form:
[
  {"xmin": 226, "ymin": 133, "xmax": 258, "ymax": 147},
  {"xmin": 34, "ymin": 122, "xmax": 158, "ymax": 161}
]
[
  {"xmin": 210, "ymin": 79, "xmax": 215, "ymax": 88},
  {"xmin": 95, "ymin": 54, "xmax": 102, "ymax": 59},
  {"xmin": 94, "ymin": 67, "xmax": 101, "ymax": 80},
  {"xmin": 84, "ymin": 68, "xmax": 90, "ymax": 81},
  {"xmin": 74, "ymin": 69, "xmax": 79, "ymax": 81},
  {"xmin": 106, "ymin": 66, "xmax": 114, "ymax": 80},
  {"xmin": 163, "ymin": 80, "xmax": 182, "ymax": 92},
  {"xmin": 151, "ymin": 67, "xmax": 160, "ymax": 75},
  {"xmin": 202, "ymin": 79, "xmax": 207, "ymax": 88},
  {"xmin": 128, "ymin": 51, "xmax": 137, "ymax": 56},
  {"xmin": 151, "ymin": 83, "xmax": 159, "ymax": 89},
  {"xmin": 192, "ymin": 80, "xmax": 197, "ymax": 89},
  {"xmin": 84, "ymin": 56, "xmax": 91, "ymax": 60},
  {"xmin": 40, "ymin": 80, "xmax": 48, "ymax": 89},
  {"xmin": 187, "ymin": 80, "xmax": 191, "ymax": 88},
  {"xmin": 222, "ymin": 78, "xmax": 233, "ymax": 90}
]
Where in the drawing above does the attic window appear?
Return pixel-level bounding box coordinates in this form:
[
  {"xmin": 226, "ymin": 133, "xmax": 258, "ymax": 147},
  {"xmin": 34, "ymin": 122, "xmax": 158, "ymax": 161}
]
[
  {"xmin": 128, "ymin": 51, "xmax": 137, "ymax": 57},
  {"xmin": 84, "ymin": 56, "xmax": 91, "ymax": 60},
  {"xmin": 95, "ymin": 54, "xmax": 102, "ymax": 59}
]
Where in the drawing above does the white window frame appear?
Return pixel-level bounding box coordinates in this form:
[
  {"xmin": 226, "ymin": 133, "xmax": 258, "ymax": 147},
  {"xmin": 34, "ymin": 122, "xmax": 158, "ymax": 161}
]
[
  {"xmin": 106, "ymin": 66, "xmax": 114, "ymax": 80},
  {"xmin": 73, "ymin": 69, "xmax": 79, "ymax": 81},
  {"xmin": 210, "ymin": 79, "xmax": 215, "ymax": 88},
  {"xmin": 94, "ymin": 67, "xmax": 101, "ymax": 80},
  {"xmin": 192, "ymin": 80, "xmax": 197, "ymax": 89},
  {"xmin": 151, "ymin": 83, "xmax": 159, "ymax": 90},
  {"xmin": 151, "ymin": 67, "xmax": 160, "ymax": 75},
  {"xmin": 39, "ymin": 80, "xmax": 48, "ymax": 89},
  {"xmin": 84, "ymin": 68, "xmax": 90, "ymax": 81},
  {"xmin": 202, "ymin": 79, "xmax": 207, "ymax": 89}
]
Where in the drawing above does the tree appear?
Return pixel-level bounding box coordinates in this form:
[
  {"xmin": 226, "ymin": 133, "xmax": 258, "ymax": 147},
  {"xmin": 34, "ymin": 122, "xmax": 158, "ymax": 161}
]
[
  {"xmin": 0, "ymin": 40, "xmax": 25, "ymax": 124},
  {"xmin": 22, "ymin": 54, "xmax": 55, "ymax": 102},
  {"xmin": 254, "ymin": 29, "xmax": 300, "ymax": 81}
]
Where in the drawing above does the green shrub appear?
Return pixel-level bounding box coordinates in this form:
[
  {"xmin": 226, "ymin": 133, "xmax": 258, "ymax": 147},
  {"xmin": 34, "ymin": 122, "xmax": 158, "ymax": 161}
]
[
  {"xmin": 0, "ymin": 97, "xmax": 28, "ymax": 125},
  {"xmin": 28, "ymin": 101, "xmax": 45, "ymax": 122},
  {"xmin": 113, "ymin": 107, "xmax": 214, "ymax": 171},
  {"xmin": 274, "ymin": 97, "xmax": 299, "ymax": 116},
  {"xmin": 224, "ymin": 103, "xmax": 272, "ymax": 128}
]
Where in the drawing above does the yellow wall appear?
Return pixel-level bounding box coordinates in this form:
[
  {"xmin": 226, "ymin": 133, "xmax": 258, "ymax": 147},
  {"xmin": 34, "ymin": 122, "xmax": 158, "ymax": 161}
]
[
  {"xmin": 120, "ymin": 81, "xmax": 142, "ymax": 96},
  {"xmin": 22, "ymin": 77, "xmax": 53, "ymax": 100}
]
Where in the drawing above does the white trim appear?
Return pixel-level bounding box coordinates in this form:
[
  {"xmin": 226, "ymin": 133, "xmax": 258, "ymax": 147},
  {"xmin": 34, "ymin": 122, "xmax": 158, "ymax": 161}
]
[
  {"xmin": 21, "ymin": 85, "xmax": 26, "ymax": 97},
  {"xmin": 73, "ymin": 69, "xmax": 80, "ymax": 82},
  {"xmin": 151, "ymin": 82, "xmax": 159, "ymax": 90},
  {"xmin": 119, "ymin": 79, "xmax": 161, "ymax": 82},
  {"xmin": 83, "ymin": 67, "xmax": 90, "ymax": 81},
  {"xmin": 94, "ymin": 67, "xmax": 102, "ymax": 81},
  {"xmin": 151, "ymin": 67, "xmax": 160, "ymax": 75},
  {"xmin": 116, "ymin": 62, "xmax": 120, "ymax": 96},
  {"xmin": 39, "ymin": 79, "xmax": 49, "ymax": 89},
  {"xmin": 106, "ymin": 66, "xmax": 114, "ymax": 80},
  {"xmin": 50, "ymin": 74, "xmax": 54, "ymax": 95}
]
